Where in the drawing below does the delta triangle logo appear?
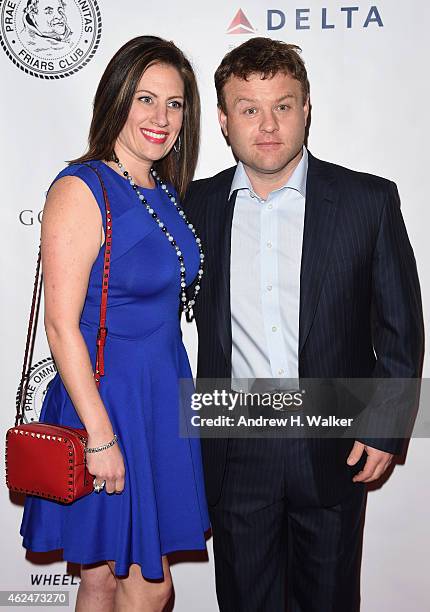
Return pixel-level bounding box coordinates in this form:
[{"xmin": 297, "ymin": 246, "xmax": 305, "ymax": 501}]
[{"xmin": 227, "ymin": 9, "xmax": 255, "ymax": 34}]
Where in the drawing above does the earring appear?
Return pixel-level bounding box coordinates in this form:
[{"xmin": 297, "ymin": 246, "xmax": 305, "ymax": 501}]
[{"xmin": 173, "ymin": 135, "xmax": 182, "ymax": 154}]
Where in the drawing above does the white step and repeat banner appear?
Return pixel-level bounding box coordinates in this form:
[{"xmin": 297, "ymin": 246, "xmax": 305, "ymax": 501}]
[{"xmin": 1, "ymin": 1, "xmax": 429, "ymax": 610}]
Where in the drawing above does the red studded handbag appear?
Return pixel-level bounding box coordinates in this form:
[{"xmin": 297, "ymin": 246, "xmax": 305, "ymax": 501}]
[{"xmin": 5, "ymin": 164, "xmax": 112, "ymax": 504}]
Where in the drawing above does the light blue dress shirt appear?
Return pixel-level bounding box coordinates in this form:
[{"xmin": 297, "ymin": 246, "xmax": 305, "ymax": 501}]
[{"xmin": 229, "ymin": 146, "xmax": 308, "ymax": 390}]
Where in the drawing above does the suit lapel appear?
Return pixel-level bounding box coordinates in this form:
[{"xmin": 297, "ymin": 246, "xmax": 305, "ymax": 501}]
[
  {"xmin": 209, "ymin": 155, "xmax": 340, "ymax": 366},
  {"xmin": 206, "ymin": 174, "xmax": 236, "ymax": 367},
  {"xmin": 299, "ymin": 153, "xmax": 340, "ymax": 354}
]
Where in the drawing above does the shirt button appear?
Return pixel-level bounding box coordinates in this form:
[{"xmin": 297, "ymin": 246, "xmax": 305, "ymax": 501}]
[
  {"xmin": 267, "ymin": 285, "xmax": 273, "ymax": 291},
  {"xmin": 272, "ymin": 326, "xmax": 277, "ymax": 332},
  {"xmin": 278, "ymin": 369, "xmax": 284, "ymax": 375},
  {"xmin": 268, "ymin": 204, "xmax": 273, "ymax": 210},
  {"xmin": 267, "ymin": 241, "xmax": 272, "ymax": 249}
]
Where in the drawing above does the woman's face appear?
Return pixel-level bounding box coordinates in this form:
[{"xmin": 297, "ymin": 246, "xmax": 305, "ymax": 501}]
[{"xmin": 116, "ymin": 62, "xmax": 184, "ymax": 166}]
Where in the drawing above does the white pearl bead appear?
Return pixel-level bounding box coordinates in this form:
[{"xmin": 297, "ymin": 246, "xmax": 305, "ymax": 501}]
[{"xmin": 115, "ymin": 159, "xmax": 204, "ymax": 303}]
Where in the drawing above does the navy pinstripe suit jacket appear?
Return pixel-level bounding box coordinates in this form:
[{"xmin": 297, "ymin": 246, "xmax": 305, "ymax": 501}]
[{"xmin": 184, "ymin": 152, "xmax": 424, "ymax": 506}]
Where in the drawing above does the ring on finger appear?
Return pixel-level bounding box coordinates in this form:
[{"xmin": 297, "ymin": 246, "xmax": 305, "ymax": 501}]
[{"xmin": 93, "ymin": 478, "xmax": 106, "ymax": 493}]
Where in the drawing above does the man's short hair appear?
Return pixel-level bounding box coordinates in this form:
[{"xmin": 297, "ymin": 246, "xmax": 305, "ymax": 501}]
[{"xmin": 215, "ymin": 37, "xmax": 310, "ymax": 112}]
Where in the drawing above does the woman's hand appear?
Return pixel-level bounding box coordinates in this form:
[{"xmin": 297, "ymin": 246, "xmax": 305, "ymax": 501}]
[{"xmin": 85, "ymin": 433, "xmax": 126, "ymax": 494}]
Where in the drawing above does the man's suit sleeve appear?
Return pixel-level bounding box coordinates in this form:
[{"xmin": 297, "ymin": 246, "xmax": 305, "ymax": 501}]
[
  {"xmin": 184, "ymin": 179, "xmax": 205, "ymax": 220},
  {"xmin": 356, "ymin": 181, "xmax": 424, "ymax": 454}
]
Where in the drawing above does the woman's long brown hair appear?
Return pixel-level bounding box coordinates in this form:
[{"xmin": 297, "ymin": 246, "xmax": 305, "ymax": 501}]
[{"xmin": 70, "ymin": 35, "xmax": 200, "ymax": 199}]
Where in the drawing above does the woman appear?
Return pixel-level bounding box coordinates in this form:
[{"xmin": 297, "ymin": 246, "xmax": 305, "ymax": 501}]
[{"xmin": 20, "ymin": 35, "xmax": 209, "ymax": 611}]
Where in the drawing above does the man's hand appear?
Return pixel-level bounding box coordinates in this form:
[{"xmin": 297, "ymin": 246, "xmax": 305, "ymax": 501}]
[{"xmin": 347, "ymin": 441, "xmax": 394, "ymax": 483}]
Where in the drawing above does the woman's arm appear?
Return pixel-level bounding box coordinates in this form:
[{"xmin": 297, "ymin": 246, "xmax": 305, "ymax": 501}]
[{"xmin": 42, "ymin": 175, "xmax": 124, "ymax": 493}]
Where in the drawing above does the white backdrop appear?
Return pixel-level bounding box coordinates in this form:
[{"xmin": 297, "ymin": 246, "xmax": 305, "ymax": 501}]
[{"xmin": 1, "ymin": 1, "xmax": 429, "ymax": 610}]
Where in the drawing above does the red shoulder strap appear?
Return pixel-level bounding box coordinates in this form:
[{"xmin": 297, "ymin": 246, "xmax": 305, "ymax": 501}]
[
  {"xmin": 83, "ymin": 164, "xmax": 112, "ymax": 388},
  {"xmin": 15, "ymin": 164, "xmax": 112, "ymax": 426},
  {"xmin": 15, "ymin": 246, "xmax": 43, "ymax": 426}
]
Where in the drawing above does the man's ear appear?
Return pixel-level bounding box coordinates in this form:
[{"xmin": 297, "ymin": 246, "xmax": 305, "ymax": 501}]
[
  {"xmin": 303, "ymin": 95, "xmax": 310, "ymax": 126},
  {"xmin": 218, "ymin": 105, "xmax": 228, "ymax": 138}
]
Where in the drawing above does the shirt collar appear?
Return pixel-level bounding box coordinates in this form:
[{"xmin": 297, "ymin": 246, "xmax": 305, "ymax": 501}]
[{"xmin": 229, "ymin": 145, "xmax": 308, "ymax": 200}]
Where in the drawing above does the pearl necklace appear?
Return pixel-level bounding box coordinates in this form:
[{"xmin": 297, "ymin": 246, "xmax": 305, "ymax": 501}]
[{"xmin": 113, "ymin": 155, "xmax": 204, "ymax": 319}]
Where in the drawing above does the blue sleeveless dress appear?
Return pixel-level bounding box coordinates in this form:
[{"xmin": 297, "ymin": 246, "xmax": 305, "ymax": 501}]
[{"xmin": 20, "ymin": 161, "xmax": 210, "ymax": 579}]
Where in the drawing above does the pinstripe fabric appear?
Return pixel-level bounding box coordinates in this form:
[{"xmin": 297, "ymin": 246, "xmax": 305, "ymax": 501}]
[
  {"xmin": 184, "ymin": 153, "xmax": 423, "ymax": 505},
  {"xmin": 209, "ymin": 438, "xmax": 366, "ymax": 612},
  {"xmin": 184, "ymin": 152, "xmax": 423, "ymax": 611}
]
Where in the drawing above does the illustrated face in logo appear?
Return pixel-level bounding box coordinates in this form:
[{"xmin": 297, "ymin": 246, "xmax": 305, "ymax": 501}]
[
  {"xmin": 0, "ymin": 0, "xmax": 101, "ymax": 79},
  {"xmin": 22, "ymin": 0, "xmax": 71, "ymax": 42}
]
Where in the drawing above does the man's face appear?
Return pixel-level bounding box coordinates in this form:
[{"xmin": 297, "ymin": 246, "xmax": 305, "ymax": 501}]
[
  {"xmin": 33, "ymin": 0, "xmax": 67, "ymax": 38},
  {"xmin": 218, "ymin": 72, "xmax": 309, "ymax": 180}
]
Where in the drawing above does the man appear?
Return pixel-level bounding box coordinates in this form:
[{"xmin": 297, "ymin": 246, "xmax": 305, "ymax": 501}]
[{"xmin": 184, "ymin": 38, "xmax": 423, "ymax": 611}]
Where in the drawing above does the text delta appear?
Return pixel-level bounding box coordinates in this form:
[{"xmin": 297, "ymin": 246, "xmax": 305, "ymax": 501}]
[{"xmin": 267, "ymin": 6, "xmax": 383, "ymax": 30}]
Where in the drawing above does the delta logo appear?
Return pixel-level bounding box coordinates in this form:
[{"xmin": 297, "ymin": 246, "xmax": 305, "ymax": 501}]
[
  {"xmin": 227, "ymin": 6, "xmax": 384, "ymax": 33},
  {"xmin": 227, "ymin": 9, "xmax": 256, "ymax": 34}
]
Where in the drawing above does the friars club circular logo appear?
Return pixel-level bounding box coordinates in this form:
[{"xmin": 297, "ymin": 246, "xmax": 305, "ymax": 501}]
[
  {"xmin": 0, "ymin": 0, "xmax": 101, "ymax": 79},
  {"xmin": 17, "ymin": 357, "xmax": 57, "ymax": 423}
]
